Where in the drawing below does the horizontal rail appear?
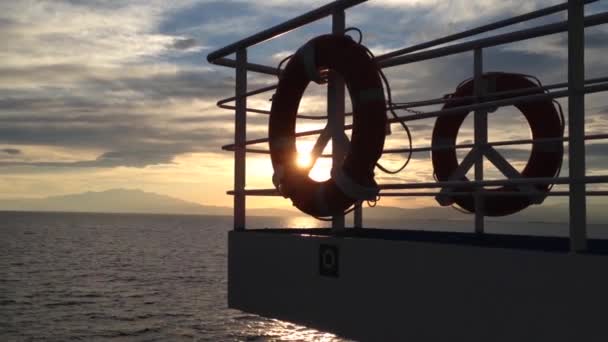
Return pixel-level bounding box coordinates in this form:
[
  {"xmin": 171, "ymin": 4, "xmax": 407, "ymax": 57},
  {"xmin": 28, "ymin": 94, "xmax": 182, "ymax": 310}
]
[
  {"xmin": 384, "ymin": 133, "xmax": 608, "ymax": 154},
  {"xmin": 379, "ymin": 11, "xmax": 608, "ymax": 68},
  {"xmin": 217, "ymin": 76, "xmax": 608, "ymax": 122},
  {"xmin": 378, "ymin": 175, "xmax": 608, "ymax": 190},
  {"xmin": 227, "ymin": 188, "xmax": 608, "ymax": 197},
  {"xmin": 212, "ymin": 9, "xmax": 608, "ymax": 74},
  {"xmin": 218, "ymin": 103, "xmax": 333, "ymax": 120},
  {"xmin": 221, "ymin": 80, "xmax": 608, "ymax": 150},
  {"xmin": 394, "ymin": 76, "xmax": 608, "ymax": 111},
  {"xmin": 219, "ymin": 104, "xmax": 270, "ymax": 116},
  {"xmin": 218, "ymin": 84, "xmax": 278, "ymax": 105},
  {"xmin": 378, "ymin": 191, "xmax": 608, "ymax": 197},
  {"xmin": 208, "ymin": 2, "xmax": 603, "ymax": 75},
  {"xmin": 387, "ymin": 82, "xmax": 608, "ymax": 124},
  {"xmin": 213, "ymin": 57, "xmax": 279, "ymax": 76},
  {"xmin": 222, "ymin": 133, "xmax": 608, "ymax": 155},
  {"xmin": 217, "ymin": 83, "xmax": 340, "ymax": 120},
  {"xmin": 226, "ymin": 176, "xmax": 608, "ymax": 196},
  {"xmin": 375, "ymin": 0, "xmax": 598, "ymax": 61},
  {"xmin": 207, "ymin": 0, "xmax": 366, "ymax": 62}
]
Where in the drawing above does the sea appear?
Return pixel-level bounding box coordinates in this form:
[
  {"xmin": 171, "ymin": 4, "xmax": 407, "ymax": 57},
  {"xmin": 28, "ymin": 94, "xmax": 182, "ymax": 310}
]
[{"xmin": 1, "ymin": 211, "xmax": 606, "ymax": 341}]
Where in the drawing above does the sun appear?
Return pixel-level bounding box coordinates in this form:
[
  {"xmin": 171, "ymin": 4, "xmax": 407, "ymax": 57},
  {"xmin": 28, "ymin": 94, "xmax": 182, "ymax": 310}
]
[
  {"xmin": 295, "ymin": 140, "xmax": 332, "ymax": 182},
  {"xmin": 296, "ymin": 152, "xmax": 312, "ymax": 168}
]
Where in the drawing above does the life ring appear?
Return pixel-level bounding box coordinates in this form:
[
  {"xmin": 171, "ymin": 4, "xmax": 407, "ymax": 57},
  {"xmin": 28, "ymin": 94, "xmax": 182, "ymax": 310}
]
[
  {"xmin": 431, "ymin": 72, "xmax": 563, "ymax": 216},
  {"xmin": 269, "ymin": 35, "xmax": 387, "ymax": 217}
]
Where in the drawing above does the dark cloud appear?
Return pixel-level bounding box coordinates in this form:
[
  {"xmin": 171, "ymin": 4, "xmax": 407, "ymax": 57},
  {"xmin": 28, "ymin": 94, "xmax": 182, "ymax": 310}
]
[
  {"xmin": 111, "ymin": 70, "xmax": 234, "ymax": 99},
  {"xmin": 160, "ymin": 1, "xmax": 256, "ymax": 34},
  {"xmin": 1, "ymin": 0, "xmax": 606, "ymax": 176},
  {"xmin": 0, "ymin": 64, "xmax": 90, "ymax": 81},
  {"xmin": 586, "ymin": 143, "xmax": 608, "ymax": 171},
  {"xmin": 0, "ymin": 110, "xmax": 234, "ymax": 168},
  {"xmin": 552, "ymin": 29, "xmax": 608, "ymax": 50},
  {"xmin": 63, "ymin": 0, "xmax": 128, "ymax": 10},
  {"xmin": 171, "ymin": 38, "xmax": 198, "ymax": 50},
  {"xmin": 0, "ymin": 150, "xmax": 173, "ymax": 169},
  {"xmin": 0, "ymin": 60, "xmax": 276, "ymax": 170},
  {"xmin": 585, "ymin": 30, "xmax": 608, "ymax": 49},
  {"xmin": 1, "ymin": 148, "xmax": 20, "ymax": 155},
  {"xmin": 0, "ymin": 97, "xmax": 109, "ymax": 113}
]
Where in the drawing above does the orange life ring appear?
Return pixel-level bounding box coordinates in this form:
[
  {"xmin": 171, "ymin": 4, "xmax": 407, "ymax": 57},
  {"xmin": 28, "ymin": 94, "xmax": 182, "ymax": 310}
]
[
  {"xmin": 431, "ymin": 72, "xmax": 563, "ymax": 216},
  {"xmin": 269, "ymin": 35, "xmax": 387, "ymax": 217}
]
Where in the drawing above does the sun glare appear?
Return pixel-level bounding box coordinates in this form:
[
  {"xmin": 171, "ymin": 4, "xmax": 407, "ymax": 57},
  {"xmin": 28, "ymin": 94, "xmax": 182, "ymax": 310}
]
[
  {"xmin": 295, "ymin": 140, "xmax": 332, "ymax": 182},
  {"xmin": 296, "ymin": 152, "xmax": 312, "ymax": 168}
]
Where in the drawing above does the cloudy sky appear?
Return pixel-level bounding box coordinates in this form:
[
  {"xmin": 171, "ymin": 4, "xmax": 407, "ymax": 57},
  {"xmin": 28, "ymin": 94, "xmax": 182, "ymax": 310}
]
[{"xmin": 1, "ymin": 0, "xmax": 607, "ymax": 211}]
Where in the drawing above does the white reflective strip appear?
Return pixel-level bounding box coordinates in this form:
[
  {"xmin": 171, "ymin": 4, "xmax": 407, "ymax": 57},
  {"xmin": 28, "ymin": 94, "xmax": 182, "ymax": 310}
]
[
  {"xmin": 298, "ymin": 43, "xmax": 321, "ymax": 83},
  {"xmin": 331, "ymin": 167, "xmax": 378, "ymax": 200},
  {"xmin": 358, "ymin": 88, "xmax": 384, "ymax": 104},
  {"xmin": 313, "ymin": 183, "xmax": 329, "ymax": 215}
]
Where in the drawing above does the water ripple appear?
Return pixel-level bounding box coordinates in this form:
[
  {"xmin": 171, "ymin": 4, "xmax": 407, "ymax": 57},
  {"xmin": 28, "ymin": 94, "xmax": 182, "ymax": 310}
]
[{"xmin": 0, "ymin": 212, "xmax": 344, "ymax": 341}]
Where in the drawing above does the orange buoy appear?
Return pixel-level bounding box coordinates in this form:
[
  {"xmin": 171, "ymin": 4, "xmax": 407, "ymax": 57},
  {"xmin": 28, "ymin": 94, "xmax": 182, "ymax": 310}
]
[
  {"xmin": 269, "ymin": 35, "xmax": 387, "ymax": 217},
  {"xmin": 431, "ymin": 72, "xmax": 563, "ymax": 216}
]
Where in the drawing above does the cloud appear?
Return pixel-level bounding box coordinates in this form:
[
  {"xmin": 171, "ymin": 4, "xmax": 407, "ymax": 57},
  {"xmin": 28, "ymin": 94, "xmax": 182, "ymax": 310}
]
[
  {"xmin": 171, "ymin": 37, "xmax": 198, "ymax": 50},
  {"xmin": 1, "ymin": 148, "xmax": 20, "ymax": 155},
  {"xmin": 1, "ymin": 0, "xmax": 607, "ymax": 205},
  {"xmin": 0, "ymin": 150, "xmax": 177, "ymax": 168}
]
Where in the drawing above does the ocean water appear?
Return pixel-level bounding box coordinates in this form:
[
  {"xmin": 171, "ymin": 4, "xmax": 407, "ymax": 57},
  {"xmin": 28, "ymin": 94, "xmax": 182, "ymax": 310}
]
[
  {"xmin": 0, "ymin": 212, "xmax": 341, "ymax": 342},
  {"xmin": 1, "ymin": 211, "xmax": 606, "ymax": 341}
]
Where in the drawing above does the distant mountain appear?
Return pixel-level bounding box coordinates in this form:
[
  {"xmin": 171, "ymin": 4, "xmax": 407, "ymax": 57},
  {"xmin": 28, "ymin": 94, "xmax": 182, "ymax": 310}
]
[
  {"xmin": 0, "ymin": 188, "xmax": 606, "ymax": 223},
  {"xmin": 0, "ymin": 189, "xmax": 231, "ymax": 215},
  {"xmin": 0, "ymin": 189, "xmax": 302, "ymax": 216}
]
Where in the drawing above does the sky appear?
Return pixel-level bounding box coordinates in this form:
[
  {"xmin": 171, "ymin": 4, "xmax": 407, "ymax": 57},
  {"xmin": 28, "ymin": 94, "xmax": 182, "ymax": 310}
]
[{"xmin": 1, "ymin": 0, "xmax": 607, "ymax": 211}]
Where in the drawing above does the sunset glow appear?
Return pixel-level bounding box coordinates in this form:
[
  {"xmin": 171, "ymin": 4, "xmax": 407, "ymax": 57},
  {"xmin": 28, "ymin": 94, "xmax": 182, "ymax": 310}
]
[
  {"xmin": 0, "ymin": 0, "xmax": 606, "ymax": 214},
  {"xmin": 296, "ymin": 152, "xmax": 312, "ymax": 168},
  {"xmin": 296, "ymin": 140, "xmax": 332, "ymax": 182}
]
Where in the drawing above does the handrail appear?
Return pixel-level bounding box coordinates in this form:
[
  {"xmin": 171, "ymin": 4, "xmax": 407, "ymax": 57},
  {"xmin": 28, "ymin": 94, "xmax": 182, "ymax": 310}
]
[
  {"xmin": 375, "ymin": 0, "xmax": 598, "ymax": 61},
  {"xmin": 228, "ymin": 189, "xmax": 608, "ymax": 197},
  {"xmin": 217, "ymin": 84, "xmax": 277, "ymax": 107},
  {"xmin": 207, "ymin": 0, "xmax": 366, "ymax": 62},
  {"xmin": 379, "ymin": 11, "xmax": 608, "ymax": 68},
  {"xmin": 221, "ymin": 133, "xmax": 608, "ymax": 155},
  {"xmin": 219, "ymin": 79, "xmax": 608, "ymax": 150},
  {"xmin": 216, "ymin": 76, "xmax": 608, "ymax": 120},
  {"xmin": 378, "ymin": 175, "xmax": 608, "ymax": 190},
  {"xmin": 226, "ymin": 176, "xmax": 608, "ymax": 196},
  {"xmin": 213, "ymin": 57, "xmax": 279, "ymax": 76},
  {"xmin": 207, "ymin": 0, "xmax": 603, "ymax": 75},
  {"xmin": 209, "ymin": 0, "xmax": 607, "ymax": 248},
  {"xmin": 386, "ymin": 82, "xmax": 608, "ymax": 124}
]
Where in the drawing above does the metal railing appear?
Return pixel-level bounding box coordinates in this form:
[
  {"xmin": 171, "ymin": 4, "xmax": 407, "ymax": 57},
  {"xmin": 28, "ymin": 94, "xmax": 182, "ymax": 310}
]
[{"xmin": 207, "ymin": 0, "xmax": 608, "ymax": 252}]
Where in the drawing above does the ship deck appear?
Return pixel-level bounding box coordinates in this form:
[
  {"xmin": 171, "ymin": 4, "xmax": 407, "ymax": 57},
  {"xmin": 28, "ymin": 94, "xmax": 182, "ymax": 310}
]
[{"xmin": 248, "ymin": 228, "xmax": 608, "ymax": 254}]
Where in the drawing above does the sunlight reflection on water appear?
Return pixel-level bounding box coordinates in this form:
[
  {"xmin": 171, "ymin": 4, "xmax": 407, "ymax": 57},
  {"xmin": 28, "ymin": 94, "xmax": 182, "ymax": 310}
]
[
  {"xmin": 240, "ymin": 318, "xmax": 345, "ymax": 341},
  {"xmin": 0, "ymin": 212, "xmax": 349, "ymax": 341},
  {"xmin": 285, "ymin": 215, "xmax": 330, "ymax": 229}
]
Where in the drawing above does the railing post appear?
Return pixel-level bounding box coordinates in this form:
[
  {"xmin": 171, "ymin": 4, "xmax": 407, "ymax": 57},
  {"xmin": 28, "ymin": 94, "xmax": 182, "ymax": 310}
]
[
  {"xmin": 329, "ymin": 9, "xmax": 346, "ymax": 230},
  {"xmin": 473, "ymin": 48, "xmax": 487, "ymax": 234},
  {"xmin": 234, "ymin": 48, "xmax": 247, "ymax": 231},
  {"xmin": 354, "ymin": 202, "xmax": 363, "ymax": 228},
  {"xmin": 568, "ymin": 0, "xmax": 587, "ymax": 252}
]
